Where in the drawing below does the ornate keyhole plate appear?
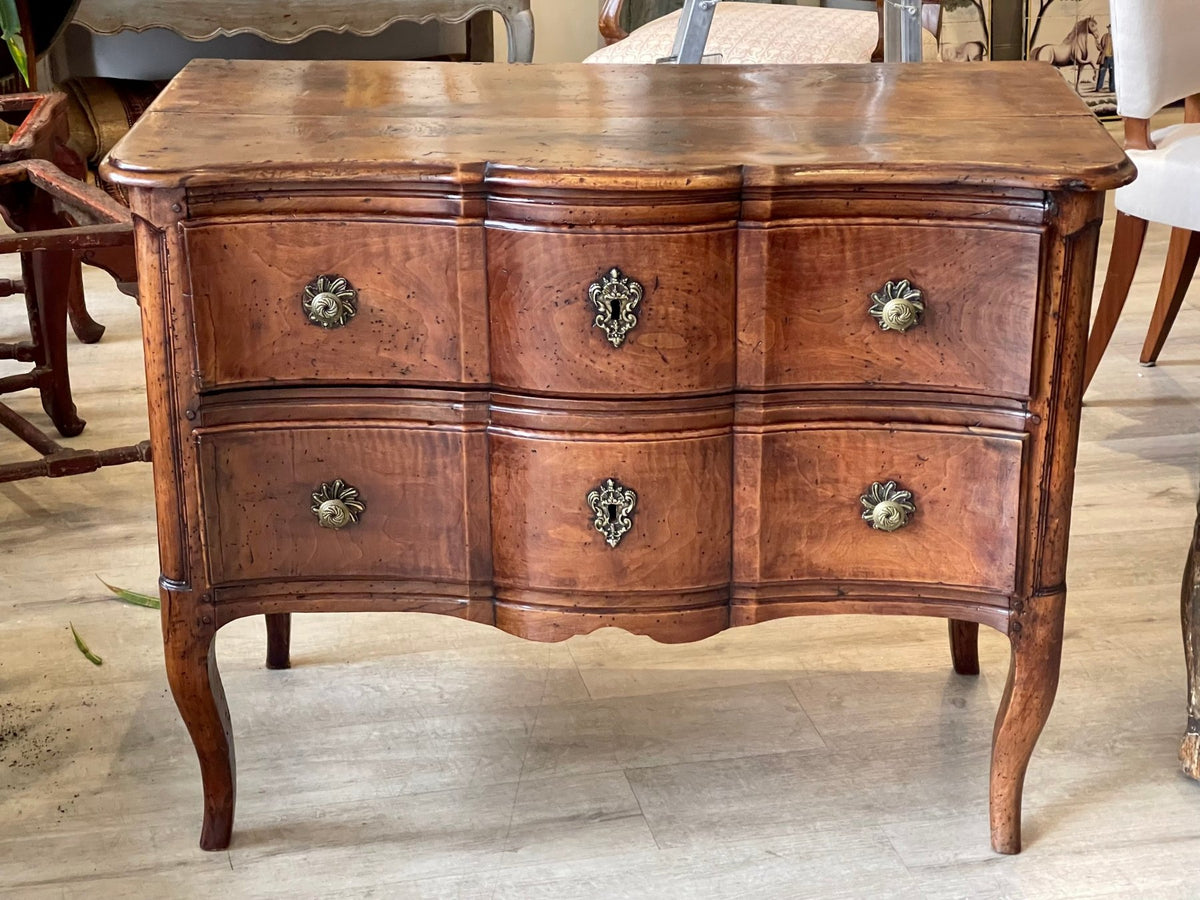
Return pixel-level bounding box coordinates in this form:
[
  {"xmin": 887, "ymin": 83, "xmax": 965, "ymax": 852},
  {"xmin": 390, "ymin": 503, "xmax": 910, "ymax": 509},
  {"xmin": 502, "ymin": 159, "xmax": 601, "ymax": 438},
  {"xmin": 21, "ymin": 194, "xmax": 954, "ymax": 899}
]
[
  {"xmin": 587, "ymin": 477, "xmax": 638, "ymax": 548},
  {"xmin": 589, "ymin": 267, "xmax": 643, "ymax": 348},
  {"xmin": 860, "ymin": 480, "xmax": 916, "ymax": 532},
  {"xmin": 868, "ymin": 279, "xmax": 925, "ymax": 333}
]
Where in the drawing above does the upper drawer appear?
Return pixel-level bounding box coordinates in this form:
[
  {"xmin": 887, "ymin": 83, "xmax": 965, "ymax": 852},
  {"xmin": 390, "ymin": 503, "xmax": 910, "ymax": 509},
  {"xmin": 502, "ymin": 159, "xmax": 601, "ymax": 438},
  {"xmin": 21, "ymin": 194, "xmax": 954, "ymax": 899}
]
[
  {"xmin": 738, "ymin": 223, "xmax": 1042, "ymax": 397},
  {"xmin": 488, "ymin": 228, "xmax": 736, "ymax": 396},
  {"xmin": 185, "ymin": 219, "xmax": 487, "ymax": 390}
]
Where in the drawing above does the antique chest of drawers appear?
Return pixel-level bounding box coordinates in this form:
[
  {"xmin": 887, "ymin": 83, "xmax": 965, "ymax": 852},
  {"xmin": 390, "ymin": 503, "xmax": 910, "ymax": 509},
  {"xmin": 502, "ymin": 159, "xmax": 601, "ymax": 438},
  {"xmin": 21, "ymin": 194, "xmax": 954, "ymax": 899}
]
[{"xmin": 104, "ymin": 59, "xmax": 1133, "ymax": 855}]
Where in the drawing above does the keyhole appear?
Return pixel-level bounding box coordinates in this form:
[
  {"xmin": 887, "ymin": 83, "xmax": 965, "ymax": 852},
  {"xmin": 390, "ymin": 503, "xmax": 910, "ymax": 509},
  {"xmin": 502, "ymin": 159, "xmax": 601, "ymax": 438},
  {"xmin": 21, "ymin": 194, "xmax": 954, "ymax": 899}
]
[
  {"xmin": 607, "ymin": 502, "xmax": 617, "ymax": 521},
  {"xmin": 610, "ymin": 297, "xmax": 621, "ymax": 320}
]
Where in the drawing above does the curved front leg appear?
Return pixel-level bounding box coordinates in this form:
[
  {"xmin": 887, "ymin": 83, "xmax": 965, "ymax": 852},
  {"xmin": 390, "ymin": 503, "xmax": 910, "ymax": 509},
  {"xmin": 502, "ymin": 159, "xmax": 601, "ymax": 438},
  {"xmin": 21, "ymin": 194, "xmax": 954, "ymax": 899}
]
[
  {"xmin": 989, "ymin": 593, "xmax": 1065, "ymax": 854},
  {"xmin": 1181, "ymin": 502, "xmax": 1200, "ymax": 780},
  {"xmin": 163, "ymin": 597, "xmax": 236, "ymax": 851}
]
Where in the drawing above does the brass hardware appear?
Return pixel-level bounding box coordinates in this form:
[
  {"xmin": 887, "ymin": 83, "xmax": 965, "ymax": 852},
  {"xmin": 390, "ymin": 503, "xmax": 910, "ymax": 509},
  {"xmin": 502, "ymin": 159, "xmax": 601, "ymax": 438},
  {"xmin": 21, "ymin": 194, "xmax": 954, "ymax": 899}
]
[
  {"xmin": 869, "ymin": 279, "xmax": 925, "ymax": 333},
  {"xmin": 302, "ymin": 275, "xmax": 358, "ymax": 329},
  {"xmin": 589, "ymin": 267, "xmax": 643, "ymax": 347},
  {"xmin": 860, "ymin": 481, "xmax": 916, "ymax": 532},
  {"xmin": 587, "ymin": 477, "xmax": 638, "ymax": 548},
  {"xmin": 311, "ymin": 479, "xmax": 365, "ymax": 530}
]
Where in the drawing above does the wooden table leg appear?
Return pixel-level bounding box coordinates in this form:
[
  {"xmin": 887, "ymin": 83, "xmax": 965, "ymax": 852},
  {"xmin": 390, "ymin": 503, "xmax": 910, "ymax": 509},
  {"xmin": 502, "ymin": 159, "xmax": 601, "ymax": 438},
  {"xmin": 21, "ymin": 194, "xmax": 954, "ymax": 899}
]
[
  {"xmin": 988, "ymin": 592, "xmax": 1065, "ymax": 854},
  {"xmin": 265, "ymin": 613, "xmax": 292, "ymax": 670},
  {"xmin": 948, "ymin": 619, "xmax": 980, "ymax": 676},
  {"xmin": 1181, "ymin": 497, "xmax": 1200, "ymax": 780},
  {"xmin": 163, "ymin": 595, "xmax": 236, "ymax": 851}
]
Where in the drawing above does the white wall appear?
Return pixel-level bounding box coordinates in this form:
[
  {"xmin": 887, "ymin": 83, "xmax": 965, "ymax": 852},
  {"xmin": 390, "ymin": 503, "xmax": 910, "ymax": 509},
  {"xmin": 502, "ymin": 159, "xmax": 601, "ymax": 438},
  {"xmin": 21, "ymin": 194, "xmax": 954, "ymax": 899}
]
[{"xmin": 496, "ymin": 0, "xmax": 604, "ymax": 63}]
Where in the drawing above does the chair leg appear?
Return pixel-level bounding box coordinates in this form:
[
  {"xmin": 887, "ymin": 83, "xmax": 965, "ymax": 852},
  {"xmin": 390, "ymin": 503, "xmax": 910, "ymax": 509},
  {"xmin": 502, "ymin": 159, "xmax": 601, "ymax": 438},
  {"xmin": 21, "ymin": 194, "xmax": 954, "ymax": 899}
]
[
  {"xmin": 1140, "ymin": 227, "xmax": 1200, "ymax": 366},
  {"xmin": 24, "ymin": 250, "xmax": 85, "ymax": 437},
  {"xmin": 1181, "ymin": 496, "xmax": 1200, "ymax": 780},
  {"xmin": 68, "ymin": 278, "xmax": 106, "ymax": 344},
  {"xmin": 1083, "ymin": 211, "xmax": 1148, "ymax": 391},
  {"xmin": 948, "ymin": 619, "xmax": 980, "ymax": 675}
]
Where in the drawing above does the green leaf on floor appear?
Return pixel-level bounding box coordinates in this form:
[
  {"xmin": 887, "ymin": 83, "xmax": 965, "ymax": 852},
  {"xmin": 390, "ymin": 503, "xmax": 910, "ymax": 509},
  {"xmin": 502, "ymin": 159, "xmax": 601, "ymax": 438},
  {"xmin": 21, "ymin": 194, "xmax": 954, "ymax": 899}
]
[
  {"xmin": 98, "ymin": 576, "xmax": 160, "ymax": 610},
  {"xmin": 70, "ymin": 623, "xmax": 103, "ymax": 666}
]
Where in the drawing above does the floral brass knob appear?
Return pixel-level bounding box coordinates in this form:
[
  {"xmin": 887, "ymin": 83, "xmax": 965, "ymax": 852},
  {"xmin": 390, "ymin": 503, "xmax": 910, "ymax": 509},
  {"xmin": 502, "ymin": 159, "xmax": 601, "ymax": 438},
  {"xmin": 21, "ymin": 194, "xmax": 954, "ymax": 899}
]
[
  {"xmin": 587, "ymin": 477, "xmax": 638, "ymax": 548},
  {"xmin": 311, "ymin": 479, "xmax": 365, "ymax": 530},
  {"xmin": 302, "ymin": 275, "xmax": 357, "ymax": 329},
  {"xmin": 860, "ymin": 481, "xmax": 916, "ymax": 532},
  {"xmin": 589, "ymin": 267, "xmax": 643, "ymax": 348},
  {"xmin": 868, "ymin": 280, "xmax": 925, "ymax": 333}
]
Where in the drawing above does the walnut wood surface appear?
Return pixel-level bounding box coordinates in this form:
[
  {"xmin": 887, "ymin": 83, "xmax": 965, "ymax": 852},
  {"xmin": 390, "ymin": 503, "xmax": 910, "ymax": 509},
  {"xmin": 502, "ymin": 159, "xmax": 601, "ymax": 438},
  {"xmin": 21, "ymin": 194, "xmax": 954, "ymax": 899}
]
[
  {"xmin": 104, "ymin": 61, "xmax": 1131, "ymax": 195},
  {"xmin": 488, "ymin": 227, "xmax": 736, "ymax": 396},
  {"xmin": 734, "ymin": 426, "xmax": 1022, "ymax": 596},
  {"xmin": 738, "ymin": 223, "xmax": 1041, "ymax": 397},
  {"xmin": 186, "ymin": 219, "xmax": 487, "ymax": 389},
  {"xmin": 198, "ymin": 423, "xmax": 488, "ymax": 586},
  {"xmin": 106, "ymin": 62, "xmax": 1133, "ymax": 856}
]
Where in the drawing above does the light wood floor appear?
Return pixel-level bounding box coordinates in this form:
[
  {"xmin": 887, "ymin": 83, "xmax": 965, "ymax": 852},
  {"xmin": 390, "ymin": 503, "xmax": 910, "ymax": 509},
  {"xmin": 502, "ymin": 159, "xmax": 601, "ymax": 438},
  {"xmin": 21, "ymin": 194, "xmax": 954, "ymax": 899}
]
[{"xmin": 2, "ymin": 161, "xmax": 1198, "ymax": 898}]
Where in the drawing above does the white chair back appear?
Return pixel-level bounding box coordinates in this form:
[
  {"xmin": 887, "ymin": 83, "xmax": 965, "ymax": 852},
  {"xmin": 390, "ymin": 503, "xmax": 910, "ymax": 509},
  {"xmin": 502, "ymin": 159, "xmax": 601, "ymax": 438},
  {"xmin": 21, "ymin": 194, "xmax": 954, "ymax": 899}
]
[{"xmin": 1110, "ymin": 0, "xmax": 1200, "ymax": 119}]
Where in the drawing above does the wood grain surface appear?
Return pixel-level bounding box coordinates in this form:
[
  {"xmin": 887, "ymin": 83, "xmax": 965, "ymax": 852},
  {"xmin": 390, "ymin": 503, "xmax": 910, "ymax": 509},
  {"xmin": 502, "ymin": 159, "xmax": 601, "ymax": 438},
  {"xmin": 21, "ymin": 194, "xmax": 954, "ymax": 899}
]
[
  {"xmin": 103, "ymin": 60, "xmax": 1133, "ymax": 194},
  {"xmin": 198, "ymin": 423, "xmax": 488, "ymax": 586},
  {"xmin": 738, "ymin": 223, "xmax": 1042, "ymax": 397},
  {"xmin": 186, "ymin": 219, "xmax": 487, "ymax": 389},
  {"xmin": 488, "ymin": 227, "xmax": 736, "ymax": 396},
  {"xmin": 734, "ymin": 426, "xmax": 1023, "ymax": 597}
]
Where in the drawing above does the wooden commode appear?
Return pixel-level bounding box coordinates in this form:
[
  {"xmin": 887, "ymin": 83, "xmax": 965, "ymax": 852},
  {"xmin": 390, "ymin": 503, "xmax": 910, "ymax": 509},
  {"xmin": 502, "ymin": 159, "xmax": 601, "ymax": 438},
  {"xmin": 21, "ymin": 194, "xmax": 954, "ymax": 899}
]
[{"xmin": 103, "ymin": 59, "xmax": 1134, "ymax": 855}]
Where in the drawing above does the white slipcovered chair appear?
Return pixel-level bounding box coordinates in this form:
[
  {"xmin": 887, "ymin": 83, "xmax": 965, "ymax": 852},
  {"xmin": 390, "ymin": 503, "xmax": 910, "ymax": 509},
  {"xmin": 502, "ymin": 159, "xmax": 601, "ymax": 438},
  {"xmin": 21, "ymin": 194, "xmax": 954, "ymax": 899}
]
[
  {"xmin": 587, "ymin": 1, "xmax": 941, "ymax": 66},
  {"xmin": 1083, "ymin": 0, "xmax": 1200, "ymax": 389}
]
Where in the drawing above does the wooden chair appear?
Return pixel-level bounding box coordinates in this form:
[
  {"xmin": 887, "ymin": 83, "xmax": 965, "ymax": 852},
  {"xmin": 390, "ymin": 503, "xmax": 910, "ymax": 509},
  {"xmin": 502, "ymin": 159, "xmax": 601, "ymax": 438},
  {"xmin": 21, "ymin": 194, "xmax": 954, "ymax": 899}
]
[
  {"xmin": 1082, "ymin": 0, "xmax": 1200, "ymax": 390},
  {"xmin": 592, "ymin": 0, "xmax": 941, "ymax": 65}
]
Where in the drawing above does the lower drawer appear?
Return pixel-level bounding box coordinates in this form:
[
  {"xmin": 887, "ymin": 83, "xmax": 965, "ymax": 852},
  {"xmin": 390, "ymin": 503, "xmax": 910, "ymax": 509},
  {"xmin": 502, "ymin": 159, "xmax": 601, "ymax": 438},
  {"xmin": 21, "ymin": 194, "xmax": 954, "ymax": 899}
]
[
  {"xmin": 735, "ymin": 426, "xmax": 1024, "ymax": 596},
  {"xmin": 489, "ymin": 430, "xmax": 732, "ymax": 601},
  {"xmin": 198, "ymin": 424, "xmax": 488, "ymax": 586}
]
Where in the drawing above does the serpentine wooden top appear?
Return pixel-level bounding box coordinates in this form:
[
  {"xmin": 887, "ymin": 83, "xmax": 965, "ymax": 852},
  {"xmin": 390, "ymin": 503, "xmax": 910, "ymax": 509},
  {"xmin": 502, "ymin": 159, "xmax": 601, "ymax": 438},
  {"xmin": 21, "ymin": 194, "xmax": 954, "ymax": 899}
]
[{"xmin": 105, "ymin": 59, "xmax": 1134, "ymax": 193}]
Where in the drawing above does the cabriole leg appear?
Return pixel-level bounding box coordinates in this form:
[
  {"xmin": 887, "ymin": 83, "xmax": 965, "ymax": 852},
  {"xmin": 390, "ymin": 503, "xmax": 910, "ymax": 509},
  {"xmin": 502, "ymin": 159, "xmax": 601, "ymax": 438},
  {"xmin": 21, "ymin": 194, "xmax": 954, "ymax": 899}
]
[
  {"xmin": 163, "ymin": 599, "xmax": 236, "ymax": 851},
  {"xmin": 989, "ymin": 593, "xmax": 1065, "ymax": 854}
]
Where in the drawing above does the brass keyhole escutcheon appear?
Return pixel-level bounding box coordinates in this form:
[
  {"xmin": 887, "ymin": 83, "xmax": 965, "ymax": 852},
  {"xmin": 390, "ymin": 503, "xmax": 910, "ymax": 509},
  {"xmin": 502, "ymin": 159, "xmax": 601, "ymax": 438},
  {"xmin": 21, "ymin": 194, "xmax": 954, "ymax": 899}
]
[
  {"xmin": 589, "ymin": 267, "xmax": 644, "ymax": 348},
  {"xmin": 587, "ymin": 477, "xmax": 638, "ymax": 547}
]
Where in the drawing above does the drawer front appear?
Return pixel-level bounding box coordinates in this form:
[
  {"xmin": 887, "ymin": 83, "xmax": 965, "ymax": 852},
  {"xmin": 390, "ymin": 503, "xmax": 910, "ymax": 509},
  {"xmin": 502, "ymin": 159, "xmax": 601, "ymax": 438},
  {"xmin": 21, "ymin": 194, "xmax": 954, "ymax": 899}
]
[
  {"xmin": 199, "ymin": 425, "xmax": 487, "ymax": 586},
  {"xmin": 739, "ymin": 224, "xmax": 1041, "ymax": 396},
  {"xmin": 187, "ymin": 220, "xmax": 486, "ymax": 389},
  {"xmin": 488, "ymin": 228, "xmax": 736, "ymax": 396},
  {"xmin": 490, "ymin": 430, "xmax": 732, "ymax": 597},
  {"xmin": 735, "ymin": 427, "xmax": 1023, "ymax": 596}
]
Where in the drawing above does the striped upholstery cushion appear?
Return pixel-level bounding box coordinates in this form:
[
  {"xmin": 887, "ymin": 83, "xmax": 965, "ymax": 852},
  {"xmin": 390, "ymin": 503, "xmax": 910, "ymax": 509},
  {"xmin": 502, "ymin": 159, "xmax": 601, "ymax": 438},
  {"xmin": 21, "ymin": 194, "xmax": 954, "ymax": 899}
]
[{"xmin": 585, "ymin": 3, "xmax": 880, "ymax": 65}]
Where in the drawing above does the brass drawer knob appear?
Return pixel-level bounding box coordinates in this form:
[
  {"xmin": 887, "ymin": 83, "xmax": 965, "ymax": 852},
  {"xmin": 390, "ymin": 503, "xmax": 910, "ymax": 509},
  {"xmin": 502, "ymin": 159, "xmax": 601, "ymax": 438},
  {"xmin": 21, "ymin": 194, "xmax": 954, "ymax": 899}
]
[
  {"xmin": 302, "ymin": 275, "xmax": 358, "ymax": 329},
  {"xmin": 860, "ymin": 481, "xmax": 916, "ymax": 532},
  {"xmin": 311, "ymin": 479, "xmax": 365, "ymax": 530},
  {"xmin": 589, "ymin": 267, "xmax": 643, "ymax": 347},
  {"xmin": 587, "ymin": 477, "xmax": 638, "ymax": 547},
  {"xmin": 869, "ymin": 279, "xmax": 925, "ymax": 333}
]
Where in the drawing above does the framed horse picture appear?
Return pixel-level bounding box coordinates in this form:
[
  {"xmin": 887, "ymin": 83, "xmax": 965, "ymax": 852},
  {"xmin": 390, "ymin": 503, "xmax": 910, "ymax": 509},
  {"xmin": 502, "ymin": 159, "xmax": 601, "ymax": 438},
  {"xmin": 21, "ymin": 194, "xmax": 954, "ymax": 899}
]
[{"xmin": 1026, "ymin": 0, "xmax": 1116, "ymax": 117}]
